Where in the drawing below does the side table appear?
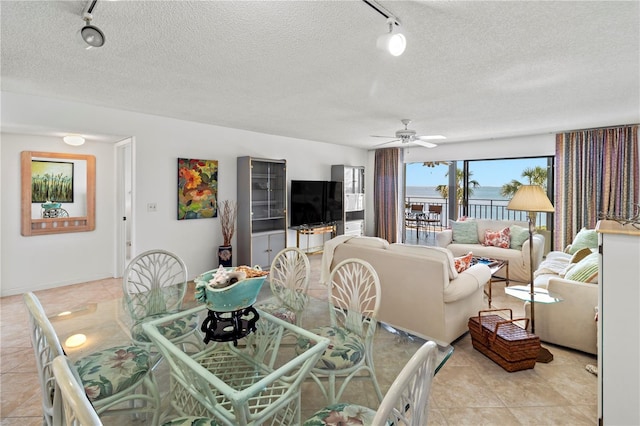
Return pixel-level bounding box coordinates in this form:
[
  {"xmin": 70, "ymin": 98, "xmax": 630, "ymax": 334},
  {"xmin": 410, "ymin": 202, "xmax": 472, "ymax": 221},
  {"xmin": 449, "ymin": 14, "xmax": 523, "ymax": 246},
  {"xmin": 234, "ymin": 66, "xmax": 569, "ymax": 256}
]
[
  {"xmin": 504, "ymin": 285, "xmax": 563, "ymax": 363},
  {"xmin": 472, "ymin": 257, "xmax": 509, "ymax": 307}
]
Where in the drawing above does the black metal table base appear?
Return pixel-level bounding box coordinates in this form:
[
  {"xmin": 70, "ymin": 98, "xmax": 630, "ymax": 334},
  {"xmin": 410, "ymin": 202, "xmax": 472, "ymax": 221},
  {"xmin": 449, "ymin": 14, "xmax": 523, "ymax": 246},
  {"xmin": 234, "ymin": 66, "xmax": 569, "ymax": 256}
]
[{"xmin": 200, "ymin": 306, "xmax": 260, "ymax": 346}]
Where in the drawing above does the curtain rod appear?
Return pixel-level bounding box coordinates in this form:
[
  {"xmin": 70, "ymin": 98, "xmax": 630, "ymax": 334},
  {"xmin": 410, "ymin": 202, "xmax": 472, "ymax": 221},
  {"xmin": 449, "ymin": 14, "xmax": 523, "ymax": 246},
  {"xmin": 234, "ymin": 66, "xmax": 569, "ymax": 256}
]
[{"xmin": 558, "ymin": 123, "xmax": 639, "ymax": 134}]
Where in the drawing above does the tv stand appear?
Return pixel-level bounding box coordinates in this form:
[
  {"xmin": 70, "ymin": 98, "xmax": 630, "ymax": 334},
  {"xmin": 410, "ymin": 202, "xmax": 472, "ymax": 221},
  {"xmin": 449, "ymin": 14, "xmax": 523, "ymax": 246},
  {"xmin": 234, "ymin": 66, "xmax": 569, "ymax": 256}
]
[{"xmin": 293, "ymin": 223, "xmax": 337, "ymax": 254}]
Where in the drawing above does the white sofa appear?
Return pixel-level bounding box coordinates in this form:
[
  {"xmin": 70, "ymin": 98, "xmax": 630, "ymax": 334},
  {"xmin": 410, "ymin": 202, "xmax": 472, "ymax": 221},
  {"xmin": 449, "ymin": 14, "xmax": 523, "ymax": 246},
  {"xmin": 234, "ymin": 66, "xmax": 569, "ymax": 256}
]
[
  {"xmin": 322, "ymin": 236, "xmax": 491, "ymax": 346},
  {"xmin": 524, "ymin": 250, "xmax": 598, "ymax": 354},
  {"xmin": 435, "ymin": 219, "xmax": 545, "ymax": 283}
]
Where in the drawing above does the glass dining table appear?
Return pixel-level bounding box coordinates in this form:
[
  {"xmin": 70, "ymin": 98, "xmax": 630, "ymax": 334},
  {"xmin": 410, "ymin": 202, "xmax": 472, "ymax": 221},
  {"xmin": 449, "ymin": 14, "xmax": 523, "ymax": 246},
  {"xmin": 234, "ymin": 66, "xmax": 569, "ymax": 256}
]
[{"xmin": 48, "ymin": 282, "xmax": 454, "ymax": 425}]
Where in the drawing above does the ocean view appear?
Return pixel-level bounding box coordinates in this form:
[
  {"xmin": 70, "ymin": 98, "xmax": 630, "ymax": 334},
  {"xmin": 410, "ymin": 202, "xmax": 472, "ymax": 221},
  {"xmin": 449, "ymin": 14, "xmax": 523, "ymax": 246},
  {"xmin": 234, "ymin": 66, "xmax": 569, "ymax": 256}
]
[{"xmin": 406, "ymin": 186, "xmax": 509, "ymax": 201}]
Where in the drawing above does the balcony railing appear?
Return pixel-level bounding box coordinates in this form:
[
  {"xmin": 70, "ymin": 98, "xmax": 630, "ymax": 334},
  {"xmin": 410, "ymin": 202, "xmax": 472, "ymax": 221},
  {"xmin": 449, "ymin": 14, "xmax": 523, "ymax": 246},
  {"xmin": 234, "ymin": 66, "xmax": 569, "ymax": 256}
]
[{"xmin": 405, "ymin": 196, "xmax": 549, "ymax": 228}]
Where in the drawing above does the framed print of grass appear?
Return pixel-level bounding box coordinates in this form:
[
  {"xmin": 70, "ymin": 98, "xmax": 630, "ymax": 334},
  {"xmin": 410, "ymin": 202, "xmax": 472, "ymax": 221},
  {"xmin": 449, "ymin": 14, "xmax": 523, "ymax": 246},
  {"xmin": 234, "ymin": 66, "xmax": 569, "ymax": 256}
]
[
  {"xmin": 31, "ymin": 160, "xmax": 74, "ymax": 203},
  {"xmin": 178, "ymin": 158, "xmax": 218, "ymax": 220}
]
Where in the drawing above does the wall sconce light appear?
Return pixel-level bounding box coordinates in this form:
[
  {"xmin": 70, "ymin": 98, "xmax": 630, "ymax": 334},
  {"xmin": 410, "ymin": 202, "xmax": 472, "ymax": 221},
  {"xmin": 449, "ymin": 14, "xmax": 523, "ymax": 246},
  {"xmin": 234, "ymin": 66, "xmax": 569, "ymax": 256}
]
[
  {"xmin": 65, "ymin": 333, "xmax": 87, "ymax": 348},
  {"xmin": 377, "ymin": 17, "xmax": 406, "ymax": 56},
  {"xmin": 63, "ymin": 135, "xmax": 85, "ymax": 146}
]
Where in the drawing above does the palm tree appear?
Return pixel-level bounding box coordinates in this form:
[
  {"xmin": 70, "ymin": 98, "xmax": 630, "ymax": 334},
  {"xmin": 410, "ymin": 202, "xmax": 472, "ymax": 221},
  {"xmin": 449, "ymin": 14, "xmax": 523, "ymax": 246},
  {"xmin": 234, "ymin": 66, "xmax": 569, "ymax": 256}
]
[
  {"xmin": 435, "ymin": 168, "xmax": 479, "ymax": 204},
  {"xmin": 500, "ymin": 166, "xmax": 548, "ymax": 198}
]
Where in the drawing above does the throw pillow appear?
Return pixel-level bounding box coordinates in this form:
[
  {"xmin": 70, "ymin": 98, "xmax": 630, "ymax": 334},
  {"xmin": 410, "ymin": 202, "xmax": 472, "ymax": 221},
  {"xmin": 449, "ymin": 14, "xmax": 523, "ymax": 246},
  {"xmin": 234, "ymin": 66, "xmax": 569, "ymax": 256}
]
[
  {"xmin": 454, "ymin": 252, "xmax": 473, "ymax": 273},
  {"xmin": 564, "ymin": 252, "xmax": 599, "ymax": 283},
  {"xmin": 451, "ymin": 220, "xmax": 479, "ymax": 244},
  {"xmin": 570, "ymin": 247, "xmax": 593, "ymax": 263},
  {"xmin": 483, "ymin": 227, "xmax": 510, "ymax": 248},
  {"xmin": 567, "ymin": 228, "xmax": 598, "ymax": 254},
  {"xmin": 509, "ymin": 224, "xmax": 529, "ymax": 250}
]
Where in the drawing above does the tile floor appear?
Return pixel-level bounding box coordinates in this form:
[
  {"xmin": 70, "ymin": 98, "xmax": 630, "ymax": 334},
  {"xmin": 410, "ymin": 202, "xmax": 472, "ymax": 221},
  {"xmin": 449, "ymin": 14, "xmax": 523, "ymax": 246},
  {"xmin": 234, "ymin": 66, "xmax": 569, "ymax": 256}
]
[{"xmin": 1, "ymin": 245, "xmax": 598, "ymax": 425}]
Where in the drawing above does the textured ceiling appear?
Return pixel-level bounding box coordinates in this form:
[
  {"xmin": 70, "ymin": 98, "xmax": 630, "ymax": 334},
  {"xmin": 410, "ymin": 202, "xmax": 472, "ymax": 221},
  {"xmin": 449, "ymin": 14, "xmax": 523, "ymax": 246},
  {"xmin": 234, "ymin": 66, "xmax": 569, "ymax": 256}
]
[{"xmin": 1, "ymin": 0, "xmax": 639, "ymax": 148}]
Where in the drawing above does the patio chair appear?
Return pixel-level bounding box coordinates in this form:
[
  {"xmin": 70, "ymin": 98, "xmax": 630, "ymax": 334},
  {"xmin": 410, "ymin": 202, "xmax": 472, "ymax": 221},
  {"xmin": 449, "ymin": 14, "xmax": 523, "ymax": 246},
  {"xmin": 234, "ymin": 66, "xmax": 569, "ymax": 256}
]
[
  {"xmin": 256, "ymin": 247, "xmax": 311, "ymax": 326},
  {"xmin": 296, "ymin": 258, "xmax": 384, "ymax": 405},
  {"xmin": 303, "ymin": 340, "xmax": 438, "ymax": 425},
  {"xmin": 23, "ymin": 292, "xmax": 160, "ymax": 426}
]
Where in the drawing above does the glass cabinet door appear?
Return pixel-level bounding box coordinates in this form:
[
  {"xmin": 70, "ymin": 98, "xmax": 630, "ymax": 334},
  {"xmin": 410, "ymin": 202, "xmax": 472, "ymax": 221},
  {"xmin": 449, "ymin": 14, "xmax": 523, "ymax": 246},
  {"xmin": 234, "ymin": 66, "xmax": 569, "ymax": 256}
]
[
  {"xmin": 268, "ymin": 162, "xmax": 286, "ymax": 218},
  {"xmin": 251, "ymin": 160, "xmax": 286, "ymax": 220}
]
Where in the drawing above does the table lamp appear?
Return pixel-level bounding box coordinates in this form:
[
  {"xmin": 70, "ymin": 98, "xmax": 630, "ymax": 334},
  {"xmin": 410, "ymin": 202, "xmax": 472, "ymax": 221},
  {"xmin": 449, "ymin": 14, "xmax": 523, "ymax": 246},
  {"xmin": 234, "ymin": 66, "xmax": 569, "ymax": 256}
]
[{"xmin": 507, "ymin": 185, "xmax": 554, "ymax": 361}]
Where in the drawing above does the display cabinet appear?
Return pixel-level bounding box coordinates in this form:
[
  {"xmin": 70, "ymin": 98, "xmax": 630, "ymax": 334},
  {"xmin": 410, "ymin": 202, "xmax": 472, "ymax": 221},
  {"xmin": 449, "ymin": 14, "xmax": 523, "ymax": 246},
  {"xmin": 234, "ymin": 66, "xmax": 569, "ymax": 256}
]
[
  {"xmin": 331, "ymin": 165, "xmax": 365, "ymax": 236},
  {"xmin": 237, "ymin": 157, "xmax": 287, "ymax": 268}
]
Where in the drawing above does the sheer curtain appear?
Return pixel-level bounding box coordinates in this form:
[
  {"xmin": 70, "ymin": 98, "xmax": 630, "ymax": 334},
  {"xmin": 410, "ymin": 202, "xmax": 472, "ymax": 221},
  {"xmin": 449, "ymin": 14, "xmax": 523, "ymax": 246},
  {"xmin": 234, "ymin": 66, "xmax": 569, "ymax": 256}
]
[
  {"xmin": 374, "ymin": 148, "xmax": 401, "ymax": 242},
  {"xmin": 555, "ymin": 125, "xmax": 639, "ymax": 249}
]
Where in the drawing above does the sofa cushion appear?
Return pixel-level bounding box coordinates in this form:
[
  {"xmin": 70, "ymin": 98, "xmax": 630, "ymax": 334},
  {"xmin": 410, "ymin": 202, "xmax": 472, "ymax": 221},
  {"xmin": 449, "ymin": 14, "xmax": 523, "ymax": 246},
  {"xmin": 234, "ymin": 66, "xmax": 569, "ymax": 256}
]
[
  {"xmin": 564, "ymin": 252, "xmax": 599, "ymax": 283},
  {"xmin": 453, "ymin": 252, "xmax": 473, "ymax": 273},
  {"xmin": 567, "ymin": 228, "xmax": 598, "ymax": 254},
  {"xmin": 388, "ymin": 244, "xmax": 458, "ymax": 279},
  {"xmin": 344, "ymin": 236, "xmax": 390, "ymax": 249},
  {"xmin": 509, "ymin": 224, "xmax": 529, "ymax": 250},
  {"xmin": 451, "ymin": 220, "xmax": 479, "ymax": 244},
  {"xmin": 570, "ymin": 247, "xmax": 593, "ymax": 263},
  {"xmin": 483, "ymin": 227, "xmax": 510, "ymax": 248}
]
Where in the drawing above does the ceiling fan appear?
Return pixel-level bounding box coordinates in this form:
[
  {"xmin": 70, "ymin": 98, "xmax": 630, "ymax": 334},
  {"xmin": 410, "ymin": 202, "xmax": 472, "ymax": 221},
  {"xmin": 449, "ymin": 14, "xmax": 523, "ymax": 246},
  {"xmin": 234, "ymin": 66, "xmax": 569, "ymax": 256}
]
[{"xmin": 372, "ymin": 119, "xmax": 446, "ymax": 148}]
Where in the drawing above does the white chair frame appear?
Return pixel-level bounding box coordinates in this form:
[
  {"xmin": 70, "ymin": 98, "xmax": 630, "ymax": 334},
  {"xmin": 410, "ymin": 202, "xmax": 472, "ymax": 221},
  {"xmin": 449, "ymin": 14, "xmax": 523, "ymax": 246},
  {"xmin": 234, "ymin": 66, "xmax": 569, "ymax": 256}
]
[
  {"xmin": 52, "ymin": 355, "xmax": 103, "ymax": 426},
  {"xmin": 123, "ymin": 249, "xmax": 201, "ymax": 359},
  {"xmin": 308, "ymin": 258, "xmax": 384, "ymax": 404},
  {"xmin": 261, "ymin": 247, "xmax": 311, "ymax": 326},
  {"xmin": 24, "ymin": 292, "xmax": 160, "ymax": 426}
]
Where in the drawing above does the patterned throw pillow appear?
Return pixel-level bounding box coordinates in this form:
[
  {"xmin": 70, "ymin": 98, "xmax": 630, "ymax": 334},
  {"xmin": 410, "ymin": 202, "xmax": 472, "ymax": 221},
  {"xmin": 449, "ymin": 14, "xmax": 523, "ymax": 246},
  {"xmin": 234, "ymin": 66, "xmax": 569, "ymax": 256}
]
[
  {"xmin": 454, "ymin": 252, "xmax": 473, "ymax": 273},
  {"xmin": 567, "ymin": 228, "xmax": 598, "ymax": 254},
  {"xmin": 564, "ymin": 252, "xmax": 599, "ymax": 283},
  {"xmin": 483, "ymin": 227, "xmax": 510, "ymax": 248}
]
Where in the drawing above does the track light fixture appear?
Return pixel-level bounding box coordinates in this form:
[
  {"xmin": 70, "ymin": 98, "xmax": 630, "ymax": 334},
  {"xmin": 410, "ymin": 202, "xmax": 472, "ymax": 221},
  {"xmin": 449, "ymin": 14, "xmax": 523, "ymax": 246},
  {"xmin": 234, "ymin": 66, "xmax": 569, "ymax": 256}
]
[
  {"xmin": 377, "ymin": 17, "xmax": 406, "ymax": 56},
  {"xmin": 80, "ymin": 0, "xmax": 105, "ymax": 49},
  {"xmin": 362, "ymin": 0, "xmax": 406, "ymax": 56}
]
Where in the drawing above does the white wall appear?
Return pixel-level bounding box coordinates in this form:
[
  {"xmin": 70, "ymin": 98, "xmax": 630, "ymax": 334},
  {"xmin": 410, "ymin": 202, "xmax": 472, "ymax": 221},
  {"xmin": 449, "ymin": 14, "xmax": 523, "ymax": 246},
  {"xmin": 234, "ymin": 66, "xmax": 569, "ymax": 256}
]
[{"xmin": 1, "ymin": 92, "xmax": 367, "ymax": 296}]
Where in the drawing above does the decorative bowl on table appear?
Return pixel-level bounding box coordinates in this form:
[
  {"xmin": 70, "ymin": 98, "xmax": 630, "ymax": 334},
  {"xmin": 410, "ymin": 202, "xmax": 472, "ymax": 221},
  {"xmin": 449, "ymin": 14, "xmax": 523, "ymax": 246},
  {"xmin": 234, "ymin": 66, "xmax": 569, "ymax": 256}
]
[{"xmin": 194, "ymin": 266, "xmax": 268, "ymax": 312}]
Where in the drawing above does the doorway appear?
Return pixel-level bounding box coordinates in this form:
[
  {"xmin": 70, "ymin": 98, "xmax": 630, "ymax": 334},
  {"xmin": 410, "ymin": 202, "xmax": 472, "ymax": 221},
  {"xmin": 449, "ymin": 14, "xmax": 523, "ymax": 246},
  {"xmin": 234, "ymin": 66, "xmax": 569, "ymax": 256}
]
[{"xmin": 115, "ymin": 138, "xmax": 133, "ymax": 276}]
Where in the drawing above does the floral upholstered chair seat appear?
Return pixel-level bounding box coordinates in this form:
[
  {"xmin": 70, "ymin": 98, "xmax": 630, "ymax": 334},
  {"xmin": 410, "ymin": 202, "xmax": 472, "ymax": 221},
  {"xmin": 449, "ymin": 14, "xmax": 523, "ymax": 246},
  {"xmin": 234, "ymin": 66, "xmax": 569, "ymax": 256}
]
[
  {"xmin": 74, "ymin": 345, "xmax": 152, "ymax": 402},
  {"xmin": 162, "ymin": 417, "xmax": 221, "ymax": 426},
  {"xmin": 130, "ymin": 311, "xmax": 199, "ymax": 344},
  {"xmin": 303, "ymin": 402, "xmax": 378, "ymax": 425},
  {"xmin": 296, "ymin": 325, "xmax": 365, "ymax": 370},
  {"xmin": 257, "ymin": 302, "xmax": 297, "ymax": 324}
]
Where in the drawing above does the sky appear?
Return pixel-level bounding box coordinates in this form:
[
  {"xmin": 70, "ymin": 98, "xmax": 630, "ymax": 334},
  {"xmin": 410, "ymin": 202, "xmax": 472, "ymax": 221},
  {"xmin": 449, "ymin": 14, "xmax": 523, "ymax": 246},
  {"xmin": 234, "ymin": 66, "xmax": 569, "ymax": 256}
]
[{"xmin": 406, "ymin": 157, "xmax": 549, "ymax": 187}]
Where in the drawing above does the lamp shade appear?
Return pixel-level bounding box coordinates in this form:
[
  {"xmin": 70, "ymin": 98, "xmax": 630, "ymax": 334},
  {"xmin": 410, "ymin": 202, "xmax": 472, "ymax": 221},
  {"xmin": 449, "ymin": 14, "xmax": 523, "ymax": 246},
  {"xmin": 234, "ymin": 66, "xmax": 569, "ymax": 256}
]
[{"xmin": 506, "ymin": 185, "xmax": 554, "ymax": 213}]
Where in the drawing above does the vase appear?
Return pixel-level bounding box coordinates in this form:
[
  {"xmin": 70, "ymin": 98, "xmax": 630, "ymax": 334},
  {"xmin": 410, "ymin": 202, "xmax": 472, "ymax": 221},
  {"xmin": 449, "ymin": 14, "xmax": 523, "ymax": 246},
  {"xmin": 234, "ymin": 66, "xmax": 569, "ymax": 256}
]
[{"xmin": 218, "ymin": 245, "xmax": 232, "ymax": 267}]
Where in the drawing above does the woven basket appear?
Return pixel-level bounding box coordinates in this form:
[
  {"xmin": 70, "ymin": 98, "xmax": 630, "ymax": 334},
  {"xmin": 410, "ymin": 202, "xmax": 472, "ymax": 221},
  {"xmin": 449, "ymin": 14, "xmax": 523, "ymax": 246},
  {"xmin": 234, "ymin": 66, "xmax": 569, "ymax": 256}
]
[{"xmin": 468, "ymin": 309, "xmax": 540, "ymax": 372}]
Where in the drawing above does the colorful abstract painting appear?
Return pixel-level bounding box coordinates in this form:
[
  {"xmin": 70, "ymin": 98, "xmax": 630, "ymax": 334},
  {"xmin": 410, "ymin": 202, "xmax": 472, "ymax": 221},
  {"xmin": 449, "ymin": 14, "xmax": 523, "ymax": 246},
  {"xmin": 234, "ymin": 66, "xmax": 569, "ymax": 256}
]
[{"xmin": 178, "ymin": 158, "xmax": 218, "ymax": 220}]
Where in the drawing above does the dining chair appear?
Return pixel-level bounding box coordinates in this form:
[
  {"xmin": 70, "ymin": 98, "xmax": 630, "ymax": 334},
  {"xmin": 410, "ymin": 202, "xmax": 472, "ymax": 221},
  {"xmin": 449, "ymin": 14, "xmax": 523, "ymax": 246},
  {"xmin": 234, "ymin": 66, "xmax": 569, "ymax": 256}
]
[
  {"xmin": 52, "ymin": 355, "xmax": 220, "ymax": 426},
  {"xmin": 23, "ymin": 292, "xmax": 161, "ymax": 426},
  {"xmin": 51, "ymin": 355, "xmax": 103, "ymax": 426},
  {"xmin": 296, "ymin": 258, "xmax": 384, "ymax": 405},
  {"xmin": 303, "ymin": 340, "xmax": 438, "ymax": 425},
  {"xmin": 256, "ymin": 247, "xmax": 311, "ymax": 326},
  {"xmin": 424, "ymin": 204, "xmax": 443, "ymax": 235},
  {"xmin": 123, "ymin": 249, "xmax": 201, "ymax": 362}
]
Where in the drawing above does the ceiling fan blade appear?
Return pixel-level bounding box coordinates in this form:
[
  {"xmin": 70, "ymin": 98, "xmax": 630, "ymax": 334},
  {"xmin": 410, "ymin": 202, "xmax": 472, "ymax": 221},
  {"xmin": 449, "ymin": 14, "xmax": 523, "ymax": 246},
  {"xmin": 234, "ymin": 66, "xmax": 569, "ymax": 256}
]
[
  {"xmin": 373, "ymin": 139, "xmax": 401, "ymax": 147},
  {"xmin": 370, "ymin": 135, "xmax": 397, "ymax": 138},
  {"xmin": 417, "ymin": 135, "xmax": 447, "ymax": 141},
  {"xmin": 412, "ymin": 140, "xmax": 438, "ymax": 149}
]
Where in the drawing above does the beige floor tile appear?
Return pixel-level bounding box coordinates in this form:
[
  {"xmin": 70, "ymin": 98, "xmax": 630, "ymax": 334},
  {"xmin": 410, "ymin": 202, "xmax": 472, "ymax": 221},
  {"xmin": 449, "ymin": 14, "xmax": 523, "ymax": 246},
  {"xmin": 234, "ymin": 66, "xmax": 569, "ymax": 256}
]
[{"xmin": 440, "ymin": 407, "xmax": 521, "ymax": 425}]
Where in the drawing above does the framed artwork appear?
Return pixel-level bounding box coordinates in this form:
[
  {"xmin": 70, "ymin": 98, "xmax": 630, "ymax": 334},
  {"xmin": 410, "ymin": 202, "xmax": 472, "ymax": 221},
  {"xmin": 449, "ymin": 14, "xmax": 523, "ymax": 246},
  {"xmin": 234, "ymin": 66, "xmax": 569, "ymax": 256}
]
[
  {"xmin": 178, "ymin": 158, "xmax": 218, "ymax": 220},
  {"xmin": 31, "ymin": 160, "xmax": 74, "ymax": 203}
]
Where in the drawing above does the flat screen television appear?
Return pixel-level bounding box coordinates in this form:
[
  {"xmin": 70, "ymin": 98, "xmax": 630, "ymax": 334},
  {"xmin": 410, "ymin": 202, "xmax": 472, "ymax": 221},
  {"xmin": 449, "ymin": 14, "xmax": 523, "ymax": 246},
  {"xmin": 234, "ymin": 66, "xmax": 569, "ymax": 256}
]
[{"xmin": 290, "ymin": 180, "xmax": 343, "ymax": 227}]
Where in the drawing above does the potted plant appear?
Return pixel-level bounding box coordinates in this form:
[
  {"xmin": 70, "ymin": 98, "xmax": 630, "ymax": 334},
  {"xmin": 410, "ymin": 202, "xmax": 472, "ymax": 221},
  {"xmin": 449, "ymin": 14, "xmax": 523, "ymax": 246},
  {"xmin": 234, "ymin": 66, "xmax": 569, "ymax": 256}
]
[{"xmin": 218, "ymin": 200, "xmax": 237, "ymax": 267}]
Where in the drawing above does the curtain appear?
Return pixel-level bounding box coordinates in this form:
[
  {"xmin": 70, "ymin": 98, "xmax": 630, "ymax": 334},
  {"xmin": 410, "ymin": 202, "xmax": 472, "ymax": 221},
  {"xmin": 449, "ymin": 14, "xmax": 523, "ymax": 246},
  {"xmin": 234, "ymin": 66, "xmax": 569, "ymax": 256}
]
[
  {"xmin": 555, "ymin": 125, "xmax": 639, "ymax": 249},
  {"xmin": 374, "ymin": 148, "xmax": 401, "ymax": 242}
]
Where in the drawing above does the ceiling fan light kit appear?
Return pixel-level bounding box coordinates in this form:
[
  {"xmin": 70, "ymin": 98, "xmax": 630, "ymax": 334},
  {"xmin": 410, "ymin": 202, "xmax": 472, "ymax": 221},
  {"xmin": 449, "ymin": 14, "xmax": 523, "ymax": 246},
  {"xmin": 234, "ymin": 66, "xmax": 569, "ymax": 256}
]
[{"xmin": 371, "ymin": 119, "xmax": 445, "ymax": 149}]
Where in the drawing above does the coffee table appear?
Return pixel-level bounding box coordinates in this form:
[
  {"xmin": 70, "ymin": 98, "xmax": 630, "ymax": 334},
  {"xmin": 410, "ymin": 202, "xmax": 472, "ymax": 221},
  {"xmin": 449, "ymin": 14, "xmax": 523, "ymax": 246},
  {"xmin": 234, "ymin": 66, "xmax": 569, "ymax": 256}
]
[{"xmin": 472, "ymin": 257, "xmax": 509, "ymax": 307}]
